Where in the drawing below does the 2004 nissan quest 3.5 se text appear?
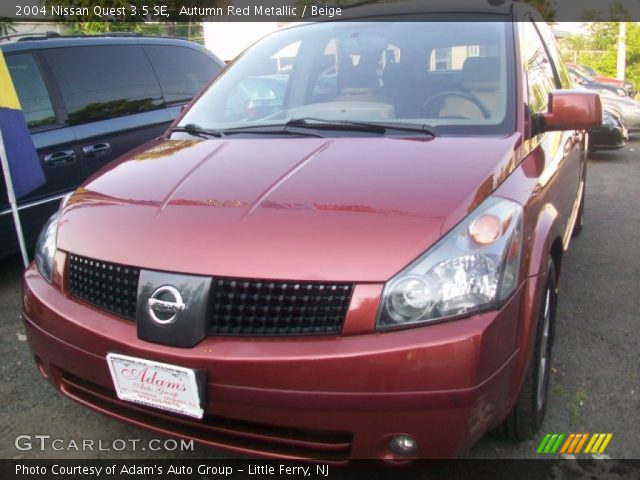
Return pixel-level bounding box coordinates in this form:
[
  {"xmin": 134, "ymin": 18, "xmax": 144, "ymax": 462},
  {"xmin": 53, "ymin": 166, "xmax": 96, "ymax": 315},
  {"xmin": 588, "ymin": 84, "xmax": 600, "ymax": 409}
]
[{"xmin": 22, "ymin": 1, "xmax": 601, "ymax": 462}]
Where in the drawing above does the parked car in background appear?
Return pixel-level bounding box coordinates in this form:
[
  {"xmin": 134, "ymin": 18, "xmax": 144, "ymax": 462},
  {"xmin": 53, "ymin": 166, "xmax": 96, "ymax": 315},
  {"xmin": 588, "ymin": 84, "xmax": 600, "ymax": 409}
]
[
  {"xmin": 576, "ymin": 64, "xmax": 634, "ymax": 97},
  {"xmin": 597, "ymin": 89, "xmax": 640, "ymax": 133},
  {"xmin": 589, "ymin": 106, "xmax": 627, "ymax": 151},
  {"xmin": 22, "ymin": 2, "xmax": 601, "ymax": 461},
  {"xmin": 225, "ymin": 74, "xmax": 288, "ymax": 121},
  {"xmin": 0, "ymin": 35, "xmax": 224, "ymax": 258},
  {"xmin": 568, "ymin": 65, "xmax": 627, "ymax": 97}
]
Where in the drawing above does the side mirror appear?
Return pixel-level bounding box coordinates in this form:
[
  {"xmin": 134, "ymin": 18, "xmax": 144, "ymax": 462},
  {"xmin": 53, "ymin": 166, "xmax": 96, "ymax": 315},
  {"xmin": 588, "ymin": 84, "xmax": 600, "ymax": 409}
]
[{"xmin": 540, "ymin": 90, "xmax": 602, "ymax": 132}]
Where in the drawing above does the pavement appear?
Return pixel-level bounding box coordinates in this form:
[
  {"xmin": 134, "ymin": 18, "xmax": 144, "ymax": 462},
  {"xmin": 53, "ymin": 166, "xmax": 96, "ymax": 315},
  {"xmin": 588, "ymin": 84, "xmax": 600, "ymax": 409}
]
[{"xmin": 1, "ymin": 140, "xmax": 638, "ymax": 463}]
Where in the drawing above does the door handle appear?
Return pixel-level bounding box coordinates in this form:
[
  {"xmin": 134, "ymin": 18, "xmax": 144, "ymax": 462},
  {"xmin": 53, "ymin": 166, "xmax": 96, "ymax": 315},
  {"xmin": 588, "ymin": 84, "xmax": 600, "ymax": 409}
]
[
  {"xmin": 44, "ymin": 150, "xmax": 76, "ymax": 166},
  {"xmin": 82, "ymin": 143, "xmax": 111, "ymax": 158}
]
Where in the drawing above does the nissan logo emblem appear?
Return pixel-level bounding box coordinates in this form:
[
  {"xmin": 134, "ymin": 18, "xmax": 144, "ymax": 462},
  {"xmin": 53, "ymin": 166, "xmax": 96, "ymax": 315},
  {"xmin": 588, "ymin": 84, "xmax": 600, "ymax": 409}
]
[{"xmin": 147, "ymin": 286, "xmax": 185, "ymax": 325}]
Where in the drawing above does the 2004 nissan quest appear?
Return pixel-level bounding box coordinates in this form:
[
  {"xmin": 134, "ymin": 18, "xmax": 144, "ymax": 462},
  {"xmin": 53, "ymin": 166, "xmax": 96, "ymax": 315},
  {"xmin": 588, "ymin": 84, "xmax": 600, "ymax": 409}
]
[{"xmin": 22, "ymin": 2, "xmax": 601, "ymax": 461}]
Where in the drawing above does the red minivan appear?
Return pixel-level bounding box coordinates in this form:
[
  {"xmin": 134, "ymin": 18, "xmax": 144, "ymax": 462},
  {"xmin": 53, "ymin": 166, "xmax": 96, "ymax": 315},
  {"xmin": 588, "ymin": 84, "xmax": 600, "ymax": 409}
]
[{"xmin": 22, "ymin": 2, "xmax": 601, "ymax": 461}]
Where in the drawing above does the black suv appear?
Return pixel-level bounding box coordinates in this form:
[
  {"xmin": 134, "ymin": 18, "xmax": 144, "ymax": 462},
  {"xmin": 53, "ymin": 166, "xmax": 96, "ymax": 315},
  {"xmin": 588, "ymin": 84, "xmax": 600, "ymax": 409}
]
[{"xmin": 0, "ymin": 35, "xmax": 223, "ymax": 258}]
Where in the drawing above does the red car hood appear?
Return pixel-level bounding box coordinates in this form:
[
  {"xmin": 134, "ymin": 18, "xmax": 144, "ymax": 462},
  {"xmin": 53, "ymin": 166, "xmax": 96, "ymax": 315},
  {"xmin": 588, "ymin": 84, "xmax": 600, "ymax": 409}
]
[
  {"xmin": 593, "ymin": 76, "xmax": 624, "ymax": 86},
  {"xmin": 58, "ymin": 135, "xmax": 520, "ymax": 282}
]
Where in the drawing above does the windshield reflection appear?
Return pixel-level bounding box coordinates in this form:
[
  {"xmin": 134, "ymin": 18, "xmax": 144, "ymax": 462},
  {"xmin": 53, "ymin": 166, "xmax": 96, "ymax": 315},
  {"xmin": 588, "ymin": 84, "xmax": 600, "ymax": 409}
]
[{"xmin": 181, "ymin": 19, "xmax": 515, "ymax": 136}]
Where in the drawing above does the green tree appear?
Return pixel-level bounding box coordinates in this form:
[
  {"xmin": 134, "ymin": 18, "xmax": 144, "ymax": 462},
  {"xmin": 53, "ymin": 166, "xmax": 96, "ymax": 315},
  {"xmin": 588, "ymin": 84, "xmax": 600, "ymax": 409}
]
[
  {"xmin": 522, "ymin": 0, "xmax": 556, "ymax": 21},
  {"xmin": 42, "ymin": 0, "xmax": 209, "ymax": 44},
  {"xmin": 62, "ymin": 22, "xmax": 204, "ymax": 44},
  {"xmin": 561, "ymin": 22, "xmax": 640, "ymax": 93}
]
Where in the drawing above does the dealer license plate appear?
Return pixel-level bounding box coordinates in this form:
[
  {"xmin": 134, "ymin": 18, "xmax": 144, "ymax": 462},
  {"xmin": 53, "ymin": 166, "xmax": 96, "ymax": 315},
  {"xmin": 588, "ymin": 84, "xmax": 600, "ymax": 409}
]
[{"xmin": 106, "ymin": 353, "xmax": 204, "ymax": 419}]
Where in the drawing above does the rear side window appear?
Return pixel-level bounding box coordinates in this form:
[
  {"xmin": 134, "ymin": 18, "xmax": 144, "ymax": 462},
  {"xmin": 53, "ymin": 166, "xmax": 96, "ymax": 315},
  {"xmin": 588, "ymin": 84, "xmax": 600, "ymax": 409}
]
[
  {"xmin": 43, "ymin": 45, "xmax": 163, "ymax": 125},
  {"xmin": 144, "ymin": 45, "xmax": 220, "ymax": 104},
  {"xmin": 5, "ymin": 53, "xmax": 56, "ymax": 129}
]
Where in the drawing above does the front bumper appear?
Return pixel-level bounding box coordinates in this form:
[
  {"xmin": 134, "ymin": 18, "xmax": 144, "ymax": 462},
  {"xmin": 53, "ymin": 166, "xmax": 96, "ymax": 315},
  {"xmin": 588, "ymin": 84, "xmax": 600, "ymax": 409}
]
[
  {"xmin": 589, "ymin": 125, "xmax": 626, "ymax": 150},
  {"xmin": 22, "ymin": 259, "xmax": 540, "ymax": 461}
]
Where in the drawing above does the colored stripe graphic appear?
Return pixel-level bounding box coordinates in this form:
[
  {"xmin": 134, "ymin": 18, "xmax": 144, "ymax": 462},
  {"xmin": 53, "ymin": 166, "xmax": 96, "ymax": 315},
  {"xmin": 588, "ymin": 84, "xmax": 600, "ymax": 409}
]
[
  {"xmin": 0, "ymin": 49, "xmax": 45, "ymax": 197},
  {"xmin": 537, "ymin": 433, "xmax": 565, "ymax": 453},
  {"xmin": 584, "ymin": 433, "xmax": 613, "ymax": 454},
  {"xmin": 541, "ymin": 433, "xmax": 613, "ymax": 455},
  {"xmin": 564, "ymin": 433, "xmax": 589, "ymax": 453},
  {"xmin": 574, "ymin": 433, "xmax": 589, "ymax": 453},
  {"xmin": 560, "ymin": 433, "xmax": 575, "ymax": 453},
  {"xmin": 537, "ymin": 433, "xmax": 552, "ymax": 453}
]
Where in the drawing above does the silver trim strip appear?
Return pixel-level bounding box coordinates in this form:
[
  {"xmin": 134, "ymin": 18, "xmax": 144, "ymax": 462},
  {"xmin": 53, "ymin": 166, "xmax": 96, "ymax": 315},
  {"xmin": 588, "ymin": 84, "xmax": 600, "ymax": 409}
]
[
  {"xmin": 563, "ymin": 180, "xmax": 584, "ymax": 251},
  {"xmin": 0, "ymin": 192, "xmax": 70, "ymax": 217}
]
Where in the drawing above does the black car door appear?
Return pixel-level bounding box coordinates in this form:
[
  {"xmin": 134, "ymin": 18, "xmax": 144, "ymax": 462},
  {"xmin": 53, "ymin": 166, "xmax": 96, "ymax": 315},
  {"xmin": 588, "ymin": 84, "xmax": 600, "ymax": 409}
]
[
  {"xmin": 39, "ymin": 44, "xmax": 170, "ymax": 177},
  {"xmin": 0, "ymin": 51, "xmax": 81, "ymax": 257},
  {"xmin": 1, "ymin": 41, "xmax": 221, "ymax": 258}
]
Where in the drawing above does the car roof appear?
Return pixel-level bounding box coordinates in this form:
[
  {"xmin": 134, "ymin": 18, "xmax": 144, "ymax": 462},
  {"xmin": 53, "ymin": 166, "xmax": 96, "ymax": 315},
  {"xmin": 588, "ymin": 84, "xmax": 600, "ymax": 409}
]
[{"xmin": 0, "ymin": 35, "xmax": 219, "ymax": 60}]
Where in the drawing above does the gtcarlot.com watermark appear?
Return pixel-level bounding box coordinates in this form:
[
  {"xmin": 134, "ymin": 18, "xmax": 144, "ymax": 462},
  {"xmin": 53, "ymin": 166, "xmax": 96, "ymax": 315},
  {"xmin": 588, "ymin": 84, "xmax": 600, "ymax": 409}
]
[{"xmin": 14, "ymin": 434, "xmax": 194, "ymax": 452}]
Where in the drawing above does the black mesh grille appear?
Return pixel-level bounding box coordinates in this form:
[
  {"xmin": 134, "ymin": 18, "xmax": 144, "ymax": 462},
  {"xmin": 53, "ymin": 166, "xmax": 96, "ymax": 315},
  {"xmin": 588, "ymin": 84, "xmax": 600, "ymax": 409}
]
[
  {"xmin": 67, "ymin": 254, "xmax": 139, "ymax": 320},
  {"xmin": 209, "ymin": 278, "xmax": 353, "ymax": 336},
  {"xmin": 66, "ymin": 255, "xmax": 353, "ymax": 336}
]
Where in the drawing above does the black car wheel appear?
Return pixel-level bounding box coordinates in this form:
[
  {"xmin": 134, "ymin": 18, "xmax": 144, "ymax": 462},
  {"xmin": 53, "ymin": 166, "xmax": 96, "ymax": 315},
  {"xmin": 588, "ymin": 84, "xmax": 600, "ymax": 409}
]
[{"xmin": 497, "ymin": 258, "xmax": 557, "ymax": 440}]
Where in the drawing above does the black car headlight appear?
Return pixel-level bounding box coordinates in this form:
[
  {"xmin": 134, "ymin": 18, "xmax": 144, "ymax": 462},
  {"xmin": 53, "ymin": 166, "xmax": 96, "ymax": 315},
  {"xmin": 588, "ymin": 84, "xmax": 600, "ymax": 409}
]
[
  {"xmin": 377, "ymin": 196, "xmax": 523, "ymax": 330},
  {"xmin": 34, "ymin": 194, "xmax": 71, "ymax": 283}
]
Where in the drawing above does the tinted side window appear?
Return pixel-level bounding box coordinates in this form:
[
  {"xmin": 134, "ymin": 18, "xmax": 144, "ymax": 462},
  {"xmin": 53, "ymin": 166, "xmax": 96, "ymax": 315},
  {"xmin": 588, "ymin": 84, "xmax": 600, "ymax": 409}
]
[
  {"xmin": 5, "ymin": 53, "xmax": 56, "ymax": 129},
  {"xmin": 144, "ymin": 45, "xmax": 220, "ymax": 104},
  {"xmin": 522, "ymin": 22, "xmax": 557, "ymax": 115},
  {"xmin": 43, "ymin": 45, "xmax": 163, "ymax": 125}
]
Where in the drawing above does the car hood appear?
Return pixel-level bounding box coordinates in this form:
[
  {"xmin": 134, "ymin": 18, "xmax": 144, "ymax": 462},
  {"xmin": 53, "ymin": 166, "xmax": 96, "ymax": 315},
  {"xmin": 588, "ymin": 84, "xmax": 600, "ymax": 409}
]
[
  {"xmin": 601, "ymin": 95, "xmax": 640, "ymax": 112},
  {"xmin": 594, "ymin": 76, "xmax": 624, "ymax": 85},
  {"xmin": 58, "ymin": 135, "xmax": 520, "ymax": 282}
]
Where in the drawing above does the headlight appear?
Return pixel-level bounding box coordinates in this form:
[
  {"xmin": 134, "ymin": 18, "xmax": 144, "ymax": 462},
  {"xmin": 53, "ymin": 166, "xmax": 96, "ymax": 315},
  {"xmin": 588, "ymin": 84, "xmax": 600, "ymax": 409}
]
[
  {"xmin": 34, "ymin": 193, "xmax": 71, "ymax": 283},
  {"xmin": 603, "ymin": 114, "xmax": 617, "ymax": 126},
  {"xmin": 617, "ymin": 88, "xmax": 626, "ymax": 96},
  {"xmin": 34, "ymin": 210, "xmax": 61, "ymax": 283},
  {"xmin": 377, "ymin": 196, "xmax": 523, "ymax": 330}
]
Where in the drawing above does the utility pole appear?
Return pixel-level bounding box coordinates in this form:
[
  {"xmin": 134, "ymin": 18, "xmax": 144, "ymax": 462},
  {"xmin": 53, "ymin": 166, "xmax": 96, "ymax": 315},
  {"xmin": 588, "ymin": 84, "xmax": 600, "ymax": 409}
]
[{"xmin": 617, "ymin": 22, "xmax": 626, "ymax": 81}]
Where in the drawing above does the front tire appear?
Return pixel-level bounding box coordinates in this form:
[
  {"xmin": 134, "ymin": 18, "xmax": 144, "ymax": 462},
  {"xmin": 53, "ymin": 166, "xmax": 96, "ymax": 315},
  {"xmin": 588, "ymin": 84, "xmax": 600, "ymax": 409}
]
[{"xmin": 498, "ymin": 259, "xmax": 557, "ymax": 440}]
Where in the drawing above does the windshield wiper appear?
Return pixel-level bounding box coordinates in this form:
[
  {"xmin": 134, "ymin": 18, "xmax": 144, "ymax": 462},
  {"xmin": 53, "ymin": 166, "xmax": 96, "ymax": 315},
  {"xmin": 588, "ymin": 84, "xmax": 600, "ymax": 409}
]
[
  {"xmin": 172, "ymin": 123, "xmax": 323, "ymax": 138},
  {"xmin": 285, "ymin": 118, "xmax": 386, "ymax": 134},
  {"xmin": 285, "ymin": 118, "xmax": 437, "ymax": 137},
  {"xmin": 377, "ymin": 122, "xmax": 438, "ymax": 137},
  {"xmin": 169, "ymin": 124, "xmax": 222, "ymax": 138},
  {"xmin": 218, "ymin": 124, "xmax": 326, "ymax": 138},
  {"xmin": 170, "ymin": 119, "xmax": 437, "ymax": 139}
]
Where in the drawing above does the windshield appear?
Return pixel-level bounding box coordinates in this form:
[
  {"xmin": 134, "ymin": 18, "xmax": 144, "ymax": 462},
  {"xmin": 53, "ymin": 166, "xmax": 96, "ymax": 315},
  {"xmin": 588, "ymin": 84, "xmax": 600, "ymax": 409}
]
[
  {"xmin": 181, "ymin": 18, "xmax": 515, "ymax": 135},
  {"xmin": 570, "ymin": 67, "xmax": 594, "ymax": 82}
]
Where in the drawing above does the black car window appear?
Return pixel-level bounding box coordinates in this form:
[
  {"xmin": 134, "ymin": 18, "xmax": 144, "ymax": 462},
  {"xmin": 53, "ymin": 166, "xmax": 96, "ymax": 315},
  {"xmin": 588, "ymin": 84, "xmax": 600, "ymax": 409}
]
[
  {"xmin": 144, "ymin": 45, "xmax": 220, "ymax": 105},
  {"xmin": 43, "ymin": 45, "xmax": 163, "ymax": 125},
  {"xmin": 5, "ymin": 53, "xmax": 56, "ymax": 129}
]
